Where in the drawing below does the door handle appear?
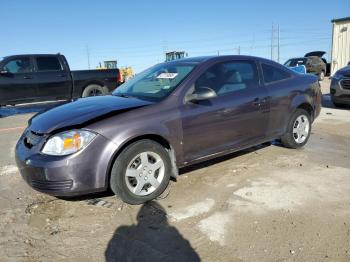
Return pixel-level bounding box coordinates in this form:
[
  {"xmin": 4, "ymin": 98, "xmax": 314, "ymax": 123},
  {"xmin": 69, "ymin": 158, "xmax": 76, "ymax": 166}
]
[
  {"xmin": 260, "ymin": 96, "xmax": 271, "ymax": 104},
  {"xmin": 57, "ymin": 74, "xmax": 67, "ymax": 77},
  {"xmin": 252, "ymin": 98, "xmax": 261, "ymax": 107},
  {"xmin": 23, "ymin": 75, "xmax": 32, "ymax": 79},
  {"xmin": 252, "ymin": 97, "xmax": 270, "ymax": 107}
]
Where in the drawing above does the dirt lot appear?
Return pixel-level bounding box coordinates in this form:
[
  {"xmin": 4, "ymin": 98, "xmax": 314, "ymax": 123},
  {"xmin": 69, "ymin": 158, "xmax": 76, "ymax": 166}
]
[{"xmin": 0, "ymin": 79, "xmax": 350, "ymax": 262}]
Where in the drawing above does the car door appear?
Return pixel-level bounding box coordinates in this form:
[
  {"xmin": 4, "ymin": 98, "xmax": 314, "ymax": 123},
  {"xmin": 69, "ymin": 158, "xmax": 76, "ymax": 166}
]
[
  {"xmin": 34, "ymin": 55, "xmax": 72, "ymax": 101},
  {"xmin": 260, "ymin": 62, "xmax": 294, "ymax": 138},
  {"xmin": 0, "ymin": 56, "xmax": 37, "ymax": 105},
  {"xmin": 179, "ymin": 59, "xmax": 270, "ymax": 163}
]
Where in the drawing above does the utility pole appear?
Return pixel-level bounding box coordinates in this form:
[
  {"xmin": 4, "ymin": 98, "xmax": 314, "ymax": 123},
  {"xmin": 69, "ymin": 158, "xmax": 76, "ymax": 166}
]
[
  {"xmin": 271, "ymin": 23, "xmax": 274, "ymax": 61},
  {"xmin": 217, "ymin": 50, "xmax": 220, "ymax": 56},
  {"xmin": 277, "ymin": 24, "xmax": 280, "ymax": 63},
  {"xmin": 86, "ymin": 45, "xmax": 90, "ymax": 69},
  {"xmin": 238, "ymin": 46, "xmax": 241, "ymax": 55},
  {"xmin": 270, "ymin": 23, "xmax": 280, "ymax": 62}
]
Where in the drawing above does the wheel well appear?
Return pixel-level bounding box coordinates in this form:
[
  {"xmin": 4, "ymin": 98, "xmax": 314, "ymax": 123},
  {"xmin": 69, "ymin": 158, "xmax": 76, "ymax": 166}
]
[
  {"xmin": 121, "ymin": 135, "xmax": 171, "ymax": 151},
  {"xmin": 297, "ymin": 103, "xmax": 314, "ymax": 120},
  {"xmin": 106, "ymin": 134, "xmax": 177, "ymax": 188},
  {"xmin": 84, "ymin": 81, "xmax": 104, "ymax": 88},
  {"xmin": 82, "ymin": 82, "xmax": 104, "ymax": 93}
]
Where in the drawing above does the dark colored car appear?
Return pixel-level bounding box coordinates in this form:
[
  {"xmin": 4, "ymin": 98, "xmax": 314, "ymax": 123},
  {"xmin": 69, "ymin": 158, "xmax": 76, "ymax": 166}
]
[
  {"xmin": 15, "ymin": 56, "xmax": 321, "ymax": 204},
  {"xmin": 284, "ymin": 56, "xmax": 326, "ymax": 81},
  {"xmin": 0, "ymin": 54, "xmax": 122, "ymax": 106},
  {"xmin": 304, "ymin": 51, "xmax": 330, "ymax": 76},
  {"xmin": 330, "ymin": 65, "xmax": 350, "ymax": 107}
]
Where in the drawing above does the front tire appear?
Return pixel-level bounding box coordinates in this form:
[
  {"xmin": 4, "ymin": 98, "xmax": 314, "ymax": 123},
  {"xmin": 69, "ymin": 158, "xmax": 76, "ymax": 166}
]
[
  {"xmin": 110, "ymin": 140, "xmax": 171, "ymax": 205},
  {"xmin": 281, "ymin": 109, "xmax": 311, "ymax": 149}
]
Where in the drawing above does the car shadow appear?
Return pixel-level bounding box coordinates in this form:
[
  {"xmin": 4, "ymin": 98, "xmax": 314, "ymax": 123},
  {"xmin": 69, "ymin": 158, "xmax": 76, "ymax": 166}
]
[
  {"xmin": 57, "ymin": 189, "xmax": 115, "ymax": 202},
  {"xmin": 58, "ymin": 142, "xmax": 274, "ymax": 202},
  {"xmin": 105, "ymin": 201, "xmax": 200, "ymax": 262},
  {"xmin": 180, "ymin": 142, "xmax": 272, "ymax": 175},
  {"xmin": 0, "ymin": 101, "xmax": 68, "ymax": 118},
  {"xmin": 322, "ymin": 94, "xmax": 350, "ymax": 110}
]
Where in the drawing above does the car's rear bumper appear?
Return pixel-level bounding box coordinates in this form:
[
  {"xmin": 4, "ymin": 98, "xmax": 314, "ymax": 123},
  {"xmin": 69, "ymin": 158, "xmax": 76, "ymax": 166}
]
[{"xmin": 15, "ymin": 130, "xmax": 118, "ymax": 196}]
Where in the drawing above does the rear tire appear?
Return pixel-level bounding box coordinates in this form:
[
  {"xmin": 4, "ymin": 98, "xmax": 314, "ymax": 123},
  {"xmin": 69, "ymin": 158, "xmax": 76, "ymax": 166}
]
[
  {"xmin": 82, "ymin": 84, "xmax": 108, "ymax": 97},
  {"xmin": 281, "ymin": 109, "xmax": 311, "ymax": 149},
  {"xmin": 110, "ymin": 140, "xmax": 171, "ymax": 205}
]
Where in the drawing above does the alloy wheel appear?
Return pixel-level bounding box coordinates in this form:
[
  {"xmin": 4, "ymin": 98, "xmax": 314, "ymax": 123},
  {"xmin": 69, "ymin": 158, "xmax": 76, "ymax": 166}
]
[
  {"xmin": 292, "ymin": 115, "xmax": 310, "ymax": 144},
  {"xmin": 125, "ymin": 151, "xmax": 165, "ymax": 196},
  {"xmin": 90, "ymin": 89, "xmax": 102, "ymax": 96}
]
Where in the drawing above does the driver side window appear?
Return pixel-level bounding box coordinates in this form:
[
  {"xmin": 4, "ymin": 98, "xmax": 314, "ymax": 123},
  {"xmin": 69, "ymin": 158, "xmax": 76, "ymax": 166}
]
[
  {"xmin": 2, "ymin": 57, "xmax": 32, "ymax": 74},
  {"xmin": 194, "ymin": 60, "xmax": 259, "ymax": 97}
]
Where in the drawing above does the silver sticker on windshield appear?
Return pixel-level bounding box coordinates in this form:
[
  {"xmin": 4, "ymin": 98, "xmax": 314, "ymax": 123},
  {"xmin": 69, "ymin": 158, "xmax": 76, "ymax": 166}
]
[{"xmin": 157, "ymin": 73, "xmax": 178, "ymax": 79}]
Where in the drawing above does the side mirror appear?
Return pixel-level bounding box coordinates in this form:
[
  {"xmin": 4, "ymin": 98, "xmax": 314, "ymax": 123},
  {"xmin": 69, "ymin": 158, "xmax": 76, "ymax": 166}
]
[{"xmin": 186, "ymin": 87, "xmax": 217, "ymax": 103}]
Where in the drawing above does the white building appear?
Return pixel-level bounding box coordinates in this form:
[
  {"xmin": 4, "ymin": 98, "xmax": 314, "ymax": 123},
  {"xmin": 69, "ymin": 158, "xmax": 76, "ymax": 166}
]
[{"xmin": 331, "ymin": 17, "xmax": 350, "ymax": 74}]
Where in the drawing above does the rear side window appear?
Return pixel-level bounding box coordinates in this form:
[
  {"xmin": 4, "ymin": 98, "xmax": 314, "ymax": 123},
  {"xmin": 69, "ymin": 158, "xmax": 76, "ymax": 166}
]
[
  {"xmin": 2, "ymin": 57, "xmax": 31, "ymax": 73},
  {"xmin": 36, "ymin": 57, "xmax": 62, "ymax": 71},
  {"xmin": 195, "ymin": 60, "xmax": 259, "ymax": 97},
  {"xmin": 262, "ymin": 63, "xmax": 291, "ymax": 84}
]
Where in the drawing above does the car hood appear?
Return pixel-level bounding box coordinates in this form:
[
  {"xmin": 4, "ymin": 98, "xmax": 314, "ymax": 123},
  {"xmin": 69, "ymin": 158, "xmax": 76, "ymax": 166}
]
[
  {"xmin": 305, "ymin": 51, "xmax": 326, "ymax": 58},
  {"xmin": 29, "ymin": 95, "xmax": 154, "ymax": 134},
  {"xmin": 336, "ymin": 65, "xmax": 350, "ymax": 76}
]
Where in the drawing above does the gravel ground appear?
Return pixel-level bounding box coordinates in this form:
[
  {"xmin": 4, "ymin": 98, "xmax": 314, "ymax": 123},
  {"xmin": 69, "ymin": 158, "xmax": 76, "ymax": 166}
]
[{"xmin": 0, "ymin": 78, "xmax": 349, "ymax": 262}]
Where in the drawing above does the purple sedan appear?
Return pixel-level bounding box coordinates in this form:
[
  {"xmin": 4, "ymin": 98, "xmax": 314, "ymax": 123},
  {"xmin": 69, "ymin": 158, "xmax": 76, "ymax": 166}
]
[{"xmin": 15, "ymin": 56, "xmax": 321, "ymax": 204}]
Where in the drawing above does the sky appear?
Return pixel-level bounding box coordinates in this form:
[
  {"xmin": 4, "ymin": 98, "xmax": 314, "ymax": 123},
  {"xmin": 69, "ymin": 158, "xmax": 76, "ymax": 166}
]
[{"xmin": 1, "ymin": 0, "xmax": 349, "ymax": 73}]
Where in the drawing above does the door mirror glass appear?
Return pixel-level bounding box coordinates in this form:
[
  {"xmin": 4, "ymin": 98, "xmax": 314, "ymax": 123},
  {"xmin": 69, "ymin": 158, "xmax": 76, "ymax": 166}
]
[{"xmin": 187, "ymin": 87, "xmax": 217, "ymax": 102}]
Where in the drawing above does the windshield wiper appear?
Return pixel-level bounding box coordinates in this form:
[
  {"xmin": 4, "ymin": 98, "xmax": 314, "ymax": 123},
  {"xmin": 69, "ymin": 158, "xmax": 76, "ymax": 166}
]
[{"xmin": 114, "ymin": 93, "xmax": 132, "ymax": 98}]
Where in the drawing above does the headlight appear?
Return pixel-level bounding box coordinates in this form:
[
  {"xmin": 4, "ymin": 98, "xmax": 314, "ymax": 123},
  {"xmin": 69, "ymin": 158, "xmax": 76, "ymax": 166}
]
[{"xmin": 41, "ymin": 130, "xmax": 96, "ymax": 156}]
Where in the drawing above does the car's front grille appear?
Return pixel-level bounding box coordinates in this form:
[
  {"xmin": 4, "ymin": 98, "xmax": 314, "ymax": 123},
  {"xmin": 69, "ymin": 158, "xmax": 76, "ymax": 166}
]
[
  {"xmin": 24, "ymin": 131, "xmax": 43, "ymax": 148},
  {"xmin": 31, "ymin": 179, "xmax": 73, "ymax": 192},
  {"xmin": 341, "ymin": 79, "xmax": 350, "ymax": 90}
]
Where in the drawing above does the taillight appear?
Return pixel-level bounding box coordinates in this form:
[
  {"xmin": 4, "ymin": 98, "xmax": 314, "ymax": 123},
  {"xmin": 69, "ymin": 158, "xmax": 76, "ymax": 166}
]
[{"xmin": 117, "ymin": 71, "xmax": 123, "ymax": 83}]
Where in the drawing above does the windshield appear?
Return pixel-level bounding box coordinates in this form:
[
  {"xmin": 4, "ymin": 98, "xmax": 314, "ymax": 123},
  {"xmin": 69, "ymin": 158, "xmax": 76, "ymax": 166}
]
[
  {"xmin": 113, "ymin": 62, "xmax": 196, "ymax": 101},
  {"xmin": 284, "ymin": 58, "xmax": 307, "ymax": 67}
]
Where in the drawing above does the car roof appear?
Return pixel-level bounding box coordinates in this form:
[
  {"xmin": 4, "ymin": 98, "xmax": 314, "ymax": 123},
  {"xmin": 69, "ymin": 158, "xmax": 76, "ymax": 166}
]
[
  {"xmin": 287, "ymin": 57, "xmax": 308, "ymax": 60},
  {"xmin": 164, "ymin": 55, "xmax": 271, "ymax": 65},
  {"xmin": 2, "ymin": 54, "xmax": 61, "ymax": 60}
]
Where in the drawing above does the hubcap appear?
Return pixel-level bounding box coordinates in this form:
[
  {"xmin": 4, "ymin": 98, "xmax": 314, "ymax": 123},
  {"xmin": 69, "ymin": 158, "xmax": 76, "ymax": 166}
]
[
  {"xmin": 90, "ymin": 89, "xmax": 102, "ymax": 96},
  {"xmin": 125, "ymin": 151, "xmax": 165, "ymax": 196},
  {"xmin": 292, "ymin": 115, "xmax": 310, "ymax": 144}
]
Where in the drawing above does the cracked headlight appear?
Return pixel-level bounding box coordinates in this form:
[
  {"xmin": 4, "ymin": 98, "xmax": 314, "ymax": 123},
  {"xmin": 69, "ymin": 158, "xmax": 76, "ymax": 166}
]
[{"xmin": 41, "ymin": 130, "xmax": 96, "ymax": 156}]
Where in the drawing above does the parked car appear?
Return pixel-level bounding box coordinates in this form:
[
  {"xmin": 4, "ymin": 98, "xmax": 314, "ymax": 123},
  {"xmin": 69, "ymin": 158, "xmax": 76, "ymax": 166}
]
[
  {"xmin": 0, "ymin": 54, "xmax": 122, "ymax": 106},
  {"xmin": 304, "ymin": 51, "xmax": 331, "ymax": 76},
  {"xmin": 15, "ymin": 55, "xmax": 322, "ymax": 204},
  {"xmin": 330, "ymin": 64, "xmax": 350, "ymax": 107},
  {"xmin": 284, "ymin": 55, "xmax": 326, "ymax": 81}
]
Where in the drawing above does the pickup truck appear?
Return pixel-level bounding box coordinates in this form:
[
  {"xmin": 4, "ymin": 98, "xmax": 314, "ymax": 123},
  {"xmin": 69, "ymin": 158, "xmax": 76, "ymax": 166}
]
[{"xmin": 0, "ymin": 54, "xmax": 122, "ymax": 106}]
